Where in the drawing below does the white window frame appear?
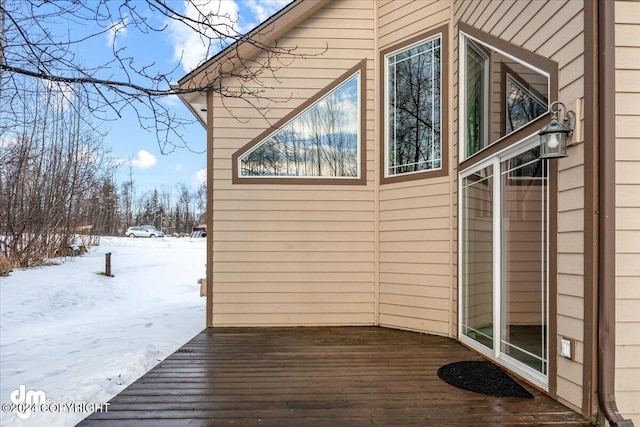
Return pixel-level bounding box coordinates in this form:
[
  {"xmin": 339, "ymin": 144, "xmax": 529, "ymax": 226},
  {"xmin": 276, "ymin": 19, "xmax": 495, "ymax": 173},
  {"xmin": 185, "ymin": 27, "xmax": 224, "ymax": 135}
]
[
  {"xmin": 237, "ymin": 71, "xmax": 362, "ymax": 180},
  {"xmin": 458, "ymin": 31, "xmax": 551, "ymax": 161},
  {"xmin": 464, "ymin": 39, "xmax": 490, "ymax": 159},
  {"xmin": 384, "ymin": 33, "xmax": 443, "ymax": 178}
]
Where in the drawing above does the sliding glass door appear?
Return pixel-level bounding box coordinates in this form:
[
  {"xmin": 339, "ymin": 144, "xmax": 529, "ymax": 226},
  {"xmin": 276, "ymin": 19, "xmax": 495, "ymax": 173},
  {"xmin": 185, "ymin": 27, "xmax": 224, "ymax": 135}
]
[
  {"xmin": 500, "ymin": 146, "xmax": 547, "ymax": 377},
  {"xmin": 461, "ymin": 165, "xmax": 494, "ymax": 350},
  {"xmin": 461, "ymin": 140, "xmax": 548, "ymax": 387}
]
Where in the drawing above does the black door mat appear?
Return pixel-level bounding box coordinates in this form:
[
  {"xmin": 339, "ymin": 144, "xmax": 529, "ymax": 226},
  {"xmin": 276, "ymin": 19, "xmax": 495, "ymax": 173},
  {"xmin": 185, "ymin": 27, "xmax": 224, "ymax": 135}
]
[{"xmin": 437, "ymin": 361, "xmax": 534, "ymax": 398}]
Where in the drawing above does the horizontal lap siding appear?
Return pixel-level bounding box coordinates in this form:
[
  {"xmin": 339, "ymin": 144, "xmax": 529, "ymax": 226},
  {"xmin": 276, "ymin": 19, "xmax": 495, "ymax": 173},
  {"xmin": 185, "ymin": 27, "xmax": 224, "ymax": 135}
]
[
  {"xmin": 557, "ymin": 147, "xmax": 585, "ymax": 414},
  {"xmin": 377, "ymin": 180, "xmax": 453, "ymax": 335},
  {"xmin": 377, "ymin": 1, "xmax": 453, "ymax": 337},
  {"xmin": 454, "ymin": 0, "xmax": 586, "ymax": 414},
  {"xmin": 615, "ymin": 1, "xmax": 640, "ymax": 424},
  {"xmin": 378, "ymin": 1, "xmax": 450, "ymax": 50},
  {"xmin": 210, "ymin": 0, "xmax": 375, "ymax": 326}
]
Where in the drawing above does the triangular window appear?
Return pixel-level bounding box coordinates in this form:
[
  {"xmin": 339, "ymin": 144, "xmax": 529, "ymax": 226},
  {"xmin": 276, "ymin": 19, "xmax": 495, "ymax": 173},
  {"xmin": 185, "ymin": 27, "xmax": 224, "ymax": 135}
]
[{"xmin": 235, "ymin": 66, "xmax": 362, "ymax": 181}]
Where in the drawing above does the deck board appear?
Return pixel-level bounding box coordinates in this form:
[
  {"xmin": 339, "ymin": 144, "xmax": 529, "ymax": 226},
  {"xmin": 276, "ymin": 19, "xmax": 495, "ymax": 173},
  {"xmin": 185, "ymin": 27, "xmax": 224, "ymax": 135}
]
[{"xmin": 78, "ymin": 327, "xmax": 592, "ymax": 426}]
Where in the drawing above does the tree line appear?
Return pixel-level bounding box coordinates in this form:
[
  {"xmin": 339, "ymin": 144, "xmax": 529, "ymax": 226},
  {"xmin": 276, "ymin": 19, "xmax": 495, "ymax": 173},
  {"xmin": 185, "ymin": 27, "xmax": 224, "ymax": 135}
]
[{"xmin": 0, "ymin": 80, "xmax": 205, "ymax": 275}]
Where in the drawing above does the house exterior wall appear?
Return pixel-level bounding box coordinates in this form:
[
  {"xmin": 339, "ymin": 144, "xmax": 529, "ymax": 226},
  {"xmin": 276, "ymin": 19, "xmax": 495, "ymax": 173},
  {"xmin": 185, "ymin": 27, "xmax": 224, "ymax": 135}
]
[
  {"xmin": 453, "ymin": 0, "xmax": 587, "ymax": 414},
  {"xmin": 196, "ymin": 0, "xmax": 640, "ymax": 423},
  {"xmin": 615, "ymin": 1, "xmax": 640, "ymax": 423},
  {"xmin": 376, "ymin": 0, "xmax": 454, "ymax": 336},
  {"xmin": 208, "ymin": 0, "xmax": 376, "ymax": 326}
]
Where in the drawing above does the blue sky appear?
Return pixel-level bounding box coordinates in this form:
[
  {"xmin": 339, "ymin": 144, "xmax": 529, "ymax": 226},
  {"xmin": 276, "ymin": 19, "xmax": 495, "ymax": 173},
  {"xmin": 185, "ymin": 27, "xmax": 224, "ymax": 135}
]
[{"xmin": 81, "ymin": 0, "xmax": 292, "ymax": 196}]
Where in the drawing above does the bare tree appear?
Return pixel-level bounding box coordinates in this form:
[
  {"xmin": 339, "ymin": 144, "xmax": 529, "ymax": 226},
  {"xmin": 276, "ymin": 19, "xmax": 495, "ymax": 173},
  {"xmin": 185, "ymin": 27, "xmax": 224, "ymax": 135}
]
[
  {"xmin": 119, "ymin": 160, "xmax": 136, "ymax": 231},
  {"xmin": 0, "ymin": 0, "xmax": 321, "ymax": 152},
  {"xmin": 0, "ymin": 79, "xmax": 114, "ymax": 272},
  {"xmin": 176, "ymin": 183, "xmax": 192, "ymax": 234},
  {"xmin": 194, "ymin": 179, "xmax": 206, "ymax": 224}
]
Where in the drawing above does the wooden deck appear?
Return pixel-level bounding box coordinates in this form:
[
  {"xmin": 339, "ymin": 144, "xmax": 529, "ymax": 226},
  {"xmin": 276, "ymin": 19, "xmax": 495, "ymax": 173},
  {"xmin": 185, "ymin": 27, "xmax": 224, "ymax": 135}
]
[{"xmin": 79, "ymin": 327, "xmax": 593, "ymax": 426}]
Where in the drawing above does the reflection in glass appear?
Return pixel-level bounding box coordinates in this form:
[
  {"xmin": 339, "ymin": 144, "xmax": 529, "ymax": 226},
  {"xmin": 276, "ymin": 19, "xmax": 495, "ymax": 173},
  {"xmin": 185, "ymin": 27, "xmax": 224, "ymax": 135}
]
[
  {"xmin": 466, "ymin": 41, "xmax": 487, "ymax": 156},
  {"xmin": 463, "ymin": 35, "xmax": 550, "ymax": 158},
  {"xmin": 240, "ymin": 74, "xmax": 359, "ymax": 177},
  {"xmin": 500, "ymin": 146, "xmax": 547, "ymax": 374},
  {"xmin": 505, "ymin": 74, "xmax": 547, "ymax": 134},
  {"xmin": 387, "ymin": 36, "xmax": 441, "ymax": 176},
  {"xmin": 462, "ymin": 165, "xmax": 494, "ymax": 350},
  {"xmin": 488, "ymin": 61, "xmax": 548, "ymax": 142}
]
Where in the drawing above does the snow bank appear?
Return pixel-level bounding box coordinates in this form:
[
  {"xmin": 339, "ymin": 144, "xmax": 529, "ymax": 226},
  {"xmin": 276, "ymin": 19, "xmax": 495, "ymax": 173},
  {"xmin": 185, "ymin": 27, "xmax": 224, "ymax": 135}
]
[{"xmin": 0, "ymin": 237, "xmax": 206, "ymax": 426}]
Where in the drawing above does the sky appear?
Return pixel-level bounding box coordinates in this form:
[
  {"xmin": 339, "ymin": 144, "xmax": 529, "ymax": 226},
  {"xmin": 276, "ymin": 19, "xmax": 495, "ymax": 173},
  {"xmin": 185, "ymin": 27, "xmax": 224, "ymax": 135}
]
[{"xmin": 74, "ymin": 0, "xmax": 292, "ymax": 197}]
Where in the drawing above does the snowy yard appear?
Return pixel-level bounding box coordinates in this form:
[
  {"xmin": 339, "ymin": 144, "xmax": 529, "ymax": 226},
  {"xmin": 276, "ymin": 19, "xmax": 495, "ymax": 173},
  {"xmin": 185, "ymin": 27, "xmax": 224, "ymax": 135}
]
[{"xmin": 0, "ymin": 237, "xmax": 206, "ymax": 427}]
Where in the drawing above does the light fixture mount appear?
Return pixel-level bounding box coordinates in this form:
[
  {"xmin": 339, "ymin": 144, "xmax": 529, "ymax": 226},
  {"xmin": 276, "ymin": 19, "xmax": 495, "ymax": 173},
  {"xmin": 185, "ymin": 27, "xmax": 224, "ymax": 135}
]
[{"xmin": 539, "ymin": 101, "xmax": 575, "ymax": 159}]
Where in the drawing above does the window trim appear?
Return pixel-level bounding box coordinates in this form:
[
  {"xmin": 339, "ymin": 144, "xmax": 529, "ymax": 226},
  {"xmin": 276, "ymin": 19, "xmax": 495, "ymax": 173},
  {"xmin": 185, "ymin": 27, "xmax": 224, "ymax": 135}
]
[
  {"xmin": 380, "ymin": 25, "xmax": 449, "ymax": 185},
  {"xmin": 465, "ymin": 38, "xmax": 490, "ymax": 159},
  {"xmin": 457, "ymin": 23, "xmax": 560, "ymax": 393},
  {"xmin": 458, "ymin": 22, "xmax": 558, "ymax": 170},
  {"xmin": 232, "ymin": 60, "xmax": 367, "ymax": 185}
]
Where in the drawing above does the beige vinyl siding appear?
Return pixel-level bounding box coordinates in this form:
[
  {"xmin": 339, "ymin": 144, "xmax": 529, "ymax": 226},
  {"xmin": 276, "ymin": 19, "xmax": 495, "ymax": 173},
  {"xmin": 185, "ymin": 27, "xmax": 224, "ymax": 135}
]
[
  {"xmin": 378, "ymin": 178, "xmax": 453, "ymax": 334},
  {"xmin": 378, "ymin": 0, "xmax": 450, "ymax": 51},
  {"xmin": 615, "ymin": 1, "xmax": 640, "ymax": 423},
  {"xmin": 376, "ymin": 1, "xmax": 453, "ymax": 336},
  {"xmin": 454, "ymin": 0, "xmax": 586, "ymax": 413},
  {"xmin": 209, "ymin": 0, "xmax": 376, "ymax": 326}
]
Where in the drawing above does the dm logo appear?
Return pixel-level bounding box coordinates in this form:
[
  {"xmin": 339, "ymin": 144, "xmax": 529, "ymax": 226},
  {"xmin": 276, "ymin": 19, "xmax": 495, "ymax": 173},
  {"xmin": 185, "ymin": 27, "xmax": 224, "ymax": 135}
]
[{"xmin": 10, "ymin": 385, "xmax": 46, "ymax": 419}]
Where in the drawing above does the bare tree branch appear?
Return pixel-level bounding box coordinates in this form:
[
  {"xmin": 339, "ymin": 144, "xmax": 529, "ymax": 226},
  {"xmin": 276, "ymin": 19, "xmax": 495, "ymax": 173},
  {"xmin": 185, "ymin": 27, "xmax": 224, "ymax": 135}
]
[{"xmin": 0, "ymin": 0, "xmax": 325, "ymax": 152}]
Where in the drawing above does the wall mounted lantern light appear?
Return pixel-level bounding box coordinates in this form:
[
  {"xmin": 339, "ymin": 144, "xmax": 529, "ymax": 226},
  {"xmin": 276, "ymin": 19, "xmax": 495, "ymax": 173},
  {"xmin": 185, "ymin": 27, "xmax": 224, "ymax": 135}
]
[{"xmin": 538, "ymin": 101, "xmax": 575, "ymax": 159}]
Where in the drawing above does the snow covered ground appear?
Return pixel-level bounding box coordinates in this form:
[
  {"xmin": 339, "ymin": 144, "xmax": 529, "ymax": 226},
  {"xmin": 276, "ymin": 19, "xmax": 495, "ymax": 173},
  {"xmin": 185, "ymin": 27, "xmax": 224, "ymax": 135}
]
[{"xmin": 0, "ymin": 236, "xmax": 206, "ymax": 427}]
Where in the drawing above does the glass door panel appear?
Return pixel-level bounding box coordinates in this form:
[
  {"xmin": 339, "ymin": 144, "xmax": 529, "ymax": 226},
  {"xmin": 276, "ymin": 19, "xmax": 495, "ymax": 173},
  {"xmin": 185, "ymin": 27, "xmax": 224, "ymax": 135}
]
[
  {"xmin": 499, "ymin": 147, "xmax": 547, "ymax": 374},
  {"xmin": 461, "ymin": 165, "xmax": 494, "ymax": 350}
]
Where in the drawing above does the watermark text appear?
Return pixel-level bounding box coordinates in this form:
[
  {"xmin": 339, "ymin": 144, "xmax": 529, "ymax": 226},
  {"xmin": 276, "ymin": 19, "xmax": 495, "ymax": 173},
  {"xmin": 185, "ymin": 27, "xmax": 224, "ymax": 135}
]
[{"xmin": 2, "ymin": 385, "xmax": 110, "ymax": 420}]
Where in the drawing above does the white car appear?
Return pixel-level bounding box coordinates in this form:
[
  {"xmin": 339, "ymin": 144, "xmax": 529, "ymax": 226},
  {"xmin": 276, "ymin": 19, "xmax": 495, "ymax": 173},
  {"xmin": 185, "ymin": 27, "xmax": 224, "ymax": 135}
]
[{"xmin": 125, "ymin": 225, "xmax": 165, "ymax": 238}]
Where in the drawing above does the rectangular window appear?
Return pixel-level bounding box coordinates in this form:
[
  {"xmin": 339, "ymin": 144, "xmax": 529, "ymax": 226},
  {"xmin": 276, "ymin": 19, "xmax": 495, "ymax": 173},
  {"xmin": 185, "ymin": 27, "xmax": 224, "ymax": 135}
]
[
  {"xmin": 461, "ymin": 30, "xmax": 550, "ymax": 160},
  {"xmin": 465, "ymin": 41, "xmax": 488, "ymax": 157},
  {"xmin": 385, "ymin": 35, "xmax": 442, "ymax": 177}
]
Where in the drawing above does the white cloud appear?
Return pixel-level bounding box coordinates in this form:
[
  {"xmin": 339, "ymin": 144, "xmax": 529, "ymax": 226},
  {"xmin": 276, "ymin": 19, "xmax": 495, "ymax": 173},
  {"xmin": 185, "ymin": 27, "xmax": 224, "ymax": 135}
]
[
  {"xmin": 166, "ymin": 0, "xmax": 293, "ymax": 73},
  {"xmin": 77, "ymin": 146, "xmax": 100, "ymax": 164},
  {"xmin": 159, "ymin": 94, "xmax": 182, "ymax": 108},
  {"xmin": 167, "ymin": 0, "xmax": 240, "ymax": 73},
  {"xmin": 131, "ymin": 150, "xmax": 157, "ymax": 169},
  {"xmin": 106, "ymin": 17, "xmax": 128, "ymax": 47},
  {"xmin": 43, "ymin": 80, "xmax": 76, "ymax": 110},
  {"xmin": 192, "ymin": 168, "xmax": 207, "ymax": 186},
  {"xmin": 114, "ymin": 156, "xmax": 127, "ymax": 168},
  {"xmin": 243, "ymin": 0, "xmax": 292, "ymax": 26},
  {"xmin": 0, "ymin": 135, "xmax": 15, "ymax": 148}
]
